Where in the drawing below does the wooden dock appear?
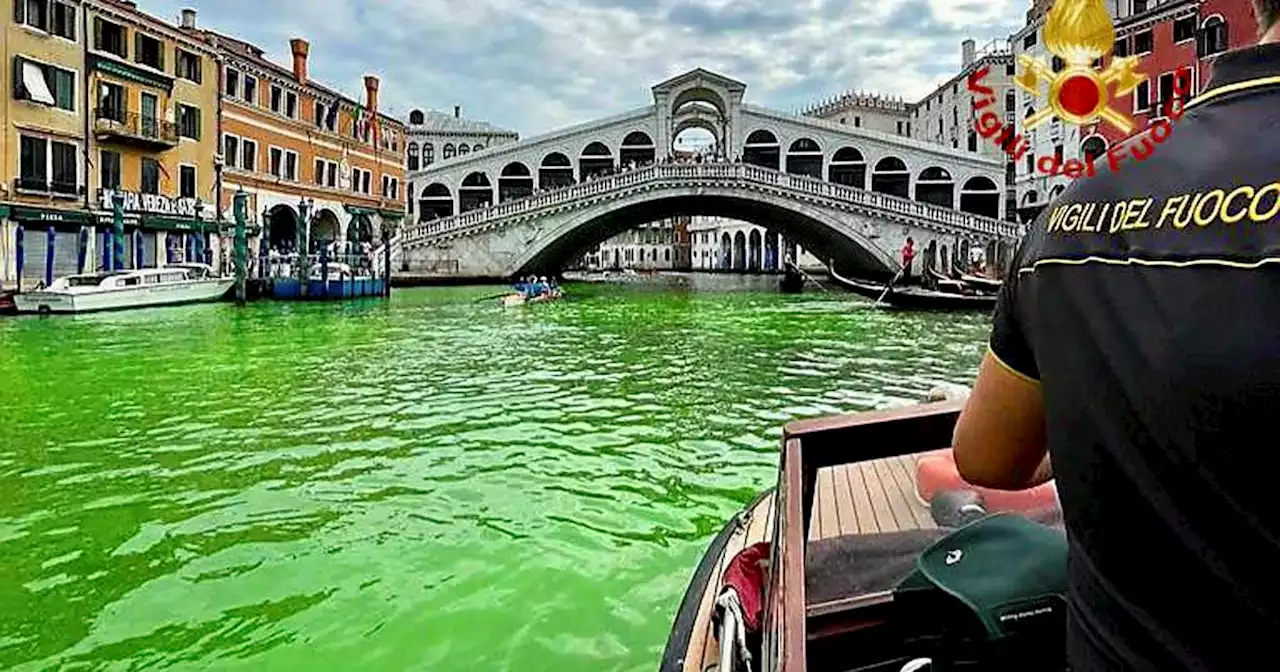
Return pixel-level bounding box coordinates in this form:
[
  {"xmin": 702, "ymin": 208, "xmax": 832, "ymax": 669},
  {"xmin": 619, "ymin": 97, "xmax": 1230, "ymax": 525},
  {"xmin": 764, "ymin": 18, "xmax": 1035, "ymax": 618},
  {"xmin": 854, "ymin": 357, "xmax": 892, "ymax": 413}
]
[{"xmin": 681, "ymin": 453, "xmax": 932, "ymax": 672}]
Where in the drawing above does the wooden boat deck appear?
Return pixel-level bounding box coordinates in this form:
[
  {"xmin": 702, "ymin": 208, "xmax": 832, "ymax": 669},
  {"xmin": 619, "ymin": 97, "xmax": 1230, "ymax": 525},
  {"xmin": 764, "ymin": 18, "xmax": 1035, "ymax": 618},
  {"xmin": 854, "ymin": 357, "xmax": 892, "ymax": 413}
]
[{"xmin": 681, "ymin": 453, "xmax": 934, "ymax": 672}]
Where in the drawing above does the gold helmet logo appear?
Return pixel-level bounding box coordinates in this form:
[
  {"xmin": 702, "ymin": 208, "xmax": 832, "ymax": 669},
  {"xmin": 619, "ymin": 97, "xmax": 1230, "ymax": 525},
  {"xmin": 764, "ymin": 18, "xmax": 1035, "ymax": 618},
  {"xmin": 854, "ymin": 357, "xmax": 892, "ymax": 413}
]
[{"xmin": 1018, "ymin": 0, "xmax": 1146, "ymax": 134}]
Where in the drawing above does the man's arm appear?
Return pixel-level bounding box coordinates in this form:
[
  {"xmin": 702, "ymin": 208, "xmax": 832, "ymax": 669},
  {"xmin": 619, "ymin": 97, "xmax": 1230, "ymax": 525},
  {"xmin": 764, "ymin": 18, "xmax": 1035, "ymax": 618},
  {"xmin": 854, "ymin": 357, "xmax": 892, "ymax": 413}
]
[{"xmin": 953, "ymin": 351, "xmax": 1051, "ymax": 490}]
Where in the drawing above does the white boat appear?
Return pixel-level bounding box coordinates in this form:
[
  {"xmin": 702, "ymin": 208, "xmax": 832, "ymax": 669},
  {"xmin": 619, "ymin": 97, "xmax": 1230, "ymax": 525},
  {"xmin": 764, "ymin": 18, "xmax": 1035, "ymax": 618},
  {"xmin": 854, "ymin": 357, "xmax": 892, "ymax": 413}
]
[{"xmin": 14, "ymin": 263, "xmax": 234, "ymax": 314}]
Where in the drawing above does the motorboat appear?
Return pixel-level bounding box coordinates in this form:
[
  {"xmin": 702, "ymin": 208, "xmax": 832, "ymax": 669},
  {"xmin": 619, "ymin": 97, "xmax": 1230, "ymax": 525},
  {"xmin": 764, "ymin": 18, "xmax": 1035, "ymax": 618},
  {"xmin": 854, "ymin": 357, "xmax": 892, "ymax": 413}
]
[
  {"xmin": 662, "ymin": 400, "xmax": 1067, "ymax": 672},
  {"xmin": 14, "ymin": 263, "xmax": 233, "ymax": 314}
]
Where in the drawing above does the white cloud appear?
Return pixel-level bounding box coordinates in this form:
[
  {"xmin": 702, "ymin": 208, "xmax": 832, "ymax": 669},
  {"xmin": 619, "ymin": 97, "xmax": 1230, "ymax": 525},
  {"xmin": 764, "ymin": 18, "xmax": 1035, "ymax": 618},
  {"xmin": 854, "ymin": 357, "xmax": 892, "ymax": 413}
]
[{"xmin": 139, "ymin": 0, "xmax": 1024, "ymax": 136}]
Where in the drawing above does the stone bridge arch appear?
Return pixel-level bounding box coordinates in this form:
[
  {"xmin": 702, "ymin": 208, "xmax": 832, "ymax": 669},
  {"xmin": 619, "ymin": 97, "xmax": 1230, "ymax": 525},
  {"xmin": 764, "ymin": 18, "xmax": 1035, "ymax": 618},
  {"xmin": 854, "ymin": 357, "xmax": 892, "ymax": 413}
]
[{"xmin": 502, "ymin": 186, "xmax": 898, "ymax": 278}]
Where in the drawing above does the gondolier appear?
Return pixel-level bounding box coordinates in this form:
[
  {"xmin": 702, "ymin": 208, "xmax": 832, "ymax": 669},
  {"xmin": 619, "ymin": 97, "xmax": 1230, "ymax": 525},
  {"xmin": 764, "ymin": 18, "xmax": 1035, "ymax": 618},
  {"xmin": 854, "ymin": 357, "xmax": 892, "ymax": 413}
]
[
  {"xmin": 953, "ymin": 3, "xmax": 1280, "ymax": 670},
  {"xmin": 900, "ymin": 237, "xmax": 916, "ymax": 283}
]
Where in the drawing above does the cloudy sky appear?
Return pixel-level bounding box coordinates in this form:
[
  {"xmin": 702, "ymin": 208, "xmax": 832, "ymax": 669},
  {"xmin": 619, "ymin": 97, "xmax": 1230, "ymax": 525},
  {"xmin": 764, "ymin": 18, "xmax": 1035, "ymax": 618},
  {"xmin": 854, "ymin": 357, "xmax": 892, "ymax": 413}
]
[{"xmin": 142, "ymin": 0, "xmax": 1027, "ymax": 136}]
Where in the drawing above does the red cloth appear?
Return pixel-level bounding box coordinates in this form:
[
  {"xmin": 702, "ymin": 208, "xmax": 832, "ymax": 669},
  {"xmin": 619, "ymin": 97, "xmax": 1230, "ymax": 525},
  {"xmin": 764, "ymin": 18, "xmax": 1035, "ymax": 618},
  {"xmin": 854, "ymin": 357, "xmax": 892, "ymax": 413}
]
[
  {"xmin": 719, "ymin": 541, "xmax": 771, "ymax": 633},
  {"xmin": 902, "ymin": 242, "xmax": 916, "ymax": 264},
  {"xmin": 915, "ymin": 450, "xmax": 1059, "ymax": 514}
]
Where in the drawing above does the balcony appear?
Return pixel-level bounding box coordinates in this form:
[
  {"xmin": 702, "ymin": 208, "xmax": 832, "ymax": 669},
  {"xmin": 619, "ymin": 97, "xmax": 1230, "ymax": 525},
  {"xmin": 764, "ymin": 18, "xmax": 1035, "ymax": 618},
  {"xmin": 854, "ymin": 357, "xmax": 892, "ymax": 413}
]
[{"xmin": 93, "ymin": 108, "xmax": 179, "ymax": 149}]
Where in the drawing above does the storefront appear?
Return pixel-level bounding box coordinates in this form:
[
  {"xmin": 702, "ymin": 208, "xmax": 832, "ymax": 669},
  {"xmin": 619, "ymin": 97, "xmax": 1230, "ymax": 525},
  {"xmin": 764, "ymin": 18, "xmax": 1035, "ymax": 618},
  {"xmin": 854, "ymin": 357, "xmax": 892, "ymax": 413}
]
[
  {"xmin": 3, "ymin": 205, "xmax": 94, "ymax": 289},
  {"xmin": 94, "ymin": 189, "xmax": 214, "ymax": 271}
]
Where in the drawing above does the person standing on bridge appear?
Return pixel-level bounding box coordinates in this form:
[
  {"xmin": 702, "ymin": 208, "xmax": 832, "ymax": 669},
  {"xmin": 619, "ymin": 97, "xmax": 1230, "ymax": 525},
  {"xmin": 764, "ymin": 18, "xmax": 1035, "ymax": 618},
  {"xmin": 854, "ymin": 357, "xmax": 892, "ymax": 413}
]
[{"xmin": 953, "ymin": 1, "xmax": 1280, "ymax": 669}]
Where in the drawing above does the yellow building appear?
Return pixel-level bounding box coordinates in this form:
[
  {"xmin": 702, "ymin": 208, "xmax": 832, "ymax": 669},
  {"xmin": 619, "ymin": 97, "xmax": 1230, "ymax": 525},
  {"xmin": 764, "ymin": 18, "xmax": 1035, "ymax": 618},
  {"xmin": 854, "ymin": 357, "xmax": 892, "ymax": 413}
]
[
  {"xmin": 1, "ymin": 0, "xmax": 89, "ymax": 288},
  {"xmin": 83, "ymin": 1, "xmax": 219, "ymax": 271}
]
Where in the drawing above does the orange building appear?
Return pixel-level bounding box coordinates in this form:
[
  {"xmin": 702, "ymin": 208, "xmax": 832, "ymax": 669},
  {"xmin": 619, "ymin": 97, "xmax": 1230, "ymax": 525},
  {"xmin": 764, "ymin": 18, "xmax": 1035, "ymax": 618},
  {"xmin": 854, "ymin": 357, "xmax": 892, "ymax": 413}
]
[{"xmin": 182, "ymin": 13, "xmax": 404, "ymax": 261}]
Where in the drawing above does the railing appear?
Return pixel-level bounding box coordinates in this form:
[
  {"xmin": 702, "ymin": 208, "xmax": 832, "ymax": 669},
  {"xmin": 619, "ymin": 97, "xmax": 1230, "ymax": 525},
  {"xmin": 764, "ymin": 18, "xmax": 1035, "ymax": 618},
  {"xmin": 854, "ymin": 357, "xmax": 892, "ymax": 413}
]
[
  {"xmin": 94, "ymin": 108, "xmax": 180, "ymax": 145},
  {"xmin": 400, "ymin": 163, "xmax": 1020, "ymax": 246}
]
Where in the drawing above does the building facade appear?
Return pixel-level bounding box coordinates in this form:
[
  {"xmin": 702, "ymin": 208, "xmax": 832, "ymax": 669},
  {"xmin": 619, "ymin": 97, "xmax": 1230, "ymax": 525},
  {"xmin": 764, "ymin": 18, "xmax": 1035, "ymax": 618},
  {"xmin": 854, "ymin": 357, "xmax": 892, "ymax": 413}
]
[
  {"xmin": 187, "ymin": 16, "xmax": 406, "ymax": 261},
  {"xmin": 802, "ymin": 93, "xmax": 912, "ymax": 136},
  {"xmin": 3, "ymin": 0, "xmax": 87, "ymax": 286},
  {"xmin": 85, "ymin": 1, "xmax": 220, "ymax": 271},
  {"xmin": 404, "ymin": 106, "xmax": 516, "ymax": 223}
]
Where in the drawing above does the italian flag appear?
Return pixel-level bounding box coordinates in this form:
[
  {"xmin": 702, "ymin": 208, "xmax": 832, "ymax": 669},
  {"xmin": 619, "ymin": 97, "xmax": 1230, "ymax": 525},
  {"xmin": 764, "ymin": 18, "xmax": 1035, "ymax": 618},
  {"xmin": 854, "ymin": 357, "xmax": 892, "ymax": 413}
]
[{"xmin": 353, "ymin": 105, "xmax": 376, "ymax": 142}]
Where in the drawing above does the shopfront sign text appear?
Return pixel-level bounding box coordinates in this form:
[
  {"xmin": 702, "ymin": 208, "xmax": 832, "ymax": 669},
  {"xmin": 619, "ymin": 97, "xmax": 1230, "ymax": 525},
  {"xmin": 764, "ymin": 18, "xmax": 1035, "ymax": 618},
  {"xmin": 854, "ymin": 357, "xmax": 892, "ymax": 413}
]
[{"xmin": 99, "ymin": 189, "xmax": 200, "ymax": 218}]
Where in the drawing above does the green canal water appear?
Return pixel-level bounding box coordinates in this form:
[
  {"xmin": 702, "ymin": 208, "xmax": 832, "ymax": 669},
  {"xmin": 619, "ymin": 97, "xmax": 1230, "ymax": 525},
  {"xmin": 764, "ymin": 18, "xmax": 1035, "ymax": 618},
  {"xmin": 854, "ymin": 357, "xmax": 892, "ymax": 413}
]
[{"xmin": 0, "ymin": 276, "xmax": 991, "ymax": 671}]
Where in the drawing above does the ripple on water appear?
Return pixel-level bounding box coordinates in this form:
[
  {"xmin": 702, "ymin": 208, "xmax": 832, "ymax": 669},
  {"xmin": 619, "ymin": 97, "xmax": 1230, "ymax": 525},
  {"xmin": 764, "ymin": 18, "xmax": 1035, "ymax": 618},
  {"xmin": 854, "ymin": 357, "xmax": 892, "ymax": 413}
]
[{"xmin": 0, "ymin": 282, "xmax": 989, "ymax": 671}]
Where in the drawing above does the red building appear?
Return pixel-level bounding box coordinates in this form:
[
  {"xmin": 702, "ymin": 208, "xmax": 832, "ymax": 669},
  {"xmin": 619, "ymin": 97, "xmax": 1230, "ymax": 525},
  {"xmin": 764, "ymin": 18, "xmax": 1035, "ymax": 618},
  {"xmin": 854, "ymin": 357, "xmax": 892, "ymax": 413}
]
[{"xmin": 1087, "ymin": 0, "xmax": 1255, "ymax": 158}]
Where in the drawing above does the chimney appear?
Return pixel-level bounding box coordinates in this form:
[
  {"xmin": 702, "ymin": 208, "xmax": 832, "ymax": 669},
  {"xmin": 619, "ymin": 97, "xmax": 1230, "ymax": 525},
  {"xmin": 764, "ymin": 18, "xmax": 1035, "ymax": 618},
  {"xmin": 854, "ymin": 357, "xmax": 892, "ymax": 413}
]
[
  {"xmin": 454, "ymin": 105, "xmax": 460, "ymax": 119},
  {"xmin": 364, "ymin": 75, "xmax": 380, "ymax": 113},
  {"xmin": 290, "ymin": 38, "xmax": 310, "ymax": 84},
  {"xmin": 961, "ymin": 39, "xmax": 976, "ymax": 68},
  {"xmin": 179, "ymin": 8, "xmax": 197, "ymax": 29}
]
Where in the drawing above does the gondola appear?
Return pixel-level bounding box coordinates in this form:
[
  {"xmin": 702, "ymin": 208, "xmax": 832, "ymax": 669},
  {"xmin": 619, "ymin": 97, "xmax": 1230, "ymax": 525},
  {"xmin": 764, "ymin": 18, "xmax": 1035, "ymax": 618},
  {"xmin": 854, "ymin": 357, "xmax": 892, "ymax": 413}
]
[
  {"xmin": 661, "ymin": 400, "xmax": 1068, "ymax": 672},
  {"xmin": 959, "ymin": 273, "xmax": 1003, "ymax": 293},
  {"xmin": 828, "ymin": 267, "xmax": 997, "ymax": 311}
]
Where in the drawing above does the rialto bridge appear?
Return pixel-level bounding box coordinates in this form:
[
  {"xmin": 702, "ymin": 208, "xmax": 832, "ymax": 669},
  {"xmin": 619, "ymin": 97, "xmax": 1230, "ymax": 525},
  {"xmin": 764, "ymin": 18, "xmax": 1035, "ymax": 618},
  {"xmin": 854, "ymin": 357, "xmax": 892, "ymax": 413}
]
[{"xmin": 392, "ymin": 69, "xmax": 1022, "ymax": 280}]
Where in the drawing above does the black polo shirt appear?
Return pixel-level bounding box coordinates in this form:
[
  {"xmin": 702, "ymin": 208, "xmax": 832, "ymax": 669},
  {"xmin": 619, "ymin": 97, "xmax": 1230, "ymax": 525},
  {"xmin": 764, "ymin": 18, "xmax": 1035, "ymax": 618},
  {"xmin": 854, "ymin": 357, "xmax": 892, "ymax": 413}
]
[{"xmin": 991, "ymin": 43, "xmax": 1280, "ymax": 671}]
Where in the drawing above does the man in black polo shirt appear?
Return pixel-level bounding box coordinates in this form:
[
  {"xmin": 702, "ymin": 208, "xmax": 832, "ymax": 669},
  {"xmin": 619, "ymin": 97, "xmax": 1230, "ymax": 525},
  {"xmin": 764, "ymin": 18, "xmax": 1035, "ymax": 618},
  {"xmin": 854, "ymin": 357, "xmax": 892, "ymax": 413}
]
[{"xmin": 952, "ymin": 2, "xmax": 1280, "ymax": 670}]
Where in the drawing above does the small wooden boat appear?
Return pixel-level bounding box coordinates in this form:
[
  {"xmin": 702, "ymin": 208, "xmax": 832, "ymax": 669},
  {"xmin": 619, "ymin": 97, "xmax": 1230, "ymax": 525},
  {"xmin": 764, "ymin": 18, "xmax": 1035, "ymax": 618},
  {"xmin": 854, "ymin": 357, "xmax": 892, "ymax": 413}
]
[
  {"xmin": 501, "ymin": 291, "xmax": 560, "ymax": 307},
  {"xmin": 828, "ymin": 268, "xmax": 997, "ymax": 311},
  {"xmin": 14, "ymin": 263, "xmax": 233, "ymax": 314},
  {"xmin": 662, "ymin": 401, "xmax": 1068, "ymax": 672}
]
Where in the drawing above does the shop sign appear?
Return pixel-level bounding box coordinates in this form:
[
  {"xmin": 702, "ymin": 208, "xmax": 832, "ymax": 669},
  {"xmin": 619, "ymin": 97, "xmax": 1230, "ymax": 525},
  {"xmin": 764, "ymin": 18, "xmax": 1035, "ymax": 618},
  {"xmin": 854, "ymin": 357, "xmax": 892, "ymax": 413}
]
[{"xmin": 99, "ymin": 189, "xmax": 201, "ymax": 218}]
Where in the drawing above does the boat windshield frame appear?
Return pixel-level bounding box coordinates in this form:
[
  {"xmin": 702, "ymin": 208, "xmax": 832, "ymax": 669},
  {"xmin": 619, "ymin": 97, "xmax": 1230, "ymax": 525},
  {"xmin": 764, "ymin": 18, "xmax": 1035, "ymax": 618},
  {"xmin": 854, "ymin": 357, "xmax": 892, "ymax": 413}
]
[{"xmin": 764, "ymin": 400, "xmax": 967, "ymax": 672}]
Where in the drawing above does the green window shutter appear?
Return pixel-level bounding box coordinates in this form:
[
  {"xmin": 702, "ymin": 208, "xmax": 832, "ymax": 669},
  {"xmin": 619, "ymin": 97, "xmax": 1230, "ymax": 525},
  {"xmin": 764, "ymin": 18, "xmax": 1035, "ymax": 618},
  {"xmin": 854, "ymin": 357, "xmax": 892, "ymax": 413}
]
[
  {"xmin": 93, "ymin": 17, "xmax": 102, "ymax": 50},
  {"xmin": 67, "ymin": 6, "xmax": 76, "ymax": 41},
  {"xmin": 134, "ymin": 32, "xmax": 142, "ymax": 63},
  {"xmin": 193, "ymin": 107, "xmax": 201, "ymax": 140},
  {"xmin": 158, "ymin": 42, "xmax": 165, "ymax": 71}
]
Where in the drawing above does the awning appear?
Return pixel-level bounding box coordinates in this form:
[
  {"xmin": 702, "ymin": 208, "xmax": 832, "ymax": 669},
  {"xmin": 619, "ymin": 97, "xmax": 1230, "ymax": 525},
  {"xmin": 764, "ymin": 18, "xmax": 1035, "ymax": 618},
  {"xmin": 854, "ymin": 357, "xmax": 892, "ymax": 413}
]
[
  {"xmin": 377, "ymin": 208, "xmax": 405, "ymax": 220},
  {"xmin": 11, "ymin": 206, "xmax": 91, "ymax": 224},
  {"xmin": 22, "ymin": 61, "xmax": 56, "ymax": 105},
  {"xmin": 140, "ymin": 215, "xmax": 201, "ymax": 232},
  {"xmin": 344, "ymin": 204, "xmax": 406, "ymax": 220},
  {"xmin": 90, "ymin": 55, "xmax": 173, "ymax": 91}
]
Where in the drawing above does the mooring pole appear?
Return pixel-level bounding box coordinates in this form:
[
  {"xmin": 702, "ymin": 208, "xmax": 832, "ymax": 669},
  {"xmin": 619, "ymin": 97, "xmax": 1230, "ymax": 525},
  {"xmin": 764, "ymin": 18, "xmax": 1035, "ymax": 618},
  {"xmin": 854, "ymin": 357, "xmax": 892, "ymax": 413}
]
[
  {"xmin": 381, "ymin": 222, "xmax": 391, "ymax": 297},
  {"xmin": 233, "ymin": 187, "xmax": 248, "ymax": 305},
  {"xmin": 111, "ymin": 193, "xmax": 126, "ymax": 271}
]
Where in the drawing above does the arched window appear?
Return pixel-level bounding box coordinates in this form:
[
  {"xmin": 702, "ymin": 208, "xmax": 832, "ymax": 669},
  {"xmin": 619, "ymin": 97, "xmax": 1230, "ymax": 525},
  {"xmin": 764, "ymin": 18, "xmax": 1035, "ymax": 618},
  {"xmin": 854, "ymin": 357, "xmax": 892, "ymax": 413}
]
[
  {"xmin": 408, "ymin": 110, "xmax": 425, "ymax": 125},
  {"xmin": 1200, "ymin": 16, "xmax": 1228, "ymax": 57},
  {"xmin": 458, "ymin": 144, "xmax": 471, "ymax": 156},
  {"xmin": 473, "ymin": 143, "xmax": 484, "ymax": 153},
  {"xmin": 407, "ymin": 142, "xmax": 420, "ymax": 171},
  {"xmin": 443, "ymin": 143, "xmax": 456, "ymax": 159},
  {"xmin": 1081, "ymin": 136, "xmax": 1107, "ymax": 163},
  {"xmin": 423, "ymin": 144, "xmax": 435, "ymax": 166}
]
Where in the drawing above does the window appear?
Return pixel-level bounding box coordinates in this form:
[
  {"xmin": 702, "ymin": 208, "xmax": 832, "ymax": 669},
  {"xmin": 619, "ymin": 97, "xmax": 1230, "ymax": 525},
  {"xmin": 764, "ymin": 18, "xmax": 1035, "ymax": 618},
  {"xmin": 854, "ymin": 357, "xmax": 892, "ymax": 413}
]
[
  {"xmin": 314, "ymin": 158, "xmax": 325, "ymax": 185},
  {"xmin": 141, "ymin": 158, "xmax": 160, "ymax": 194},
  {"xmin": 225, "ymin": 68, "xmax": 240, "ymax": 97},
  {"xmin": 223, "ymin": 134, "xmax": 239, "ymax": 168},
  {"xmin": 408, "ymin": 143, "xmax": 420, "ymax": 171},
  {"xmin": 326, "ymin": 161, "xmax": 336, "ymax": 187},
  {"xmin": 180, "ymin": 165, "xmax": 196, "ymax": 199},
  {"xmin": 19, "ymin": 135, "xmax": 47, "ymax": 190},
  {"xmin": 1200, "ymin": 17, "xmax": 1229, "ymax": 57},
  {"xmin": 243, "ymin": 75, "xmax": 257, "ymax": 105},
  {"xmin": 1005, "ymin": 91, "xmax": 1016, "ymax": 111},
  {"xmin": 423, "ymin": 143, "xmax": 434, "ymax": 166},
  {"xmin": 1025, "ymin": 153, "xmax": 1034, "ymax": 176},
  {"xmin": 362, "ymin": 170, "xmax": 371, "ymax": 194},
  {"xmin": 443, "ymin": 143, "xmax": 456, "ymax": 159},
  {"xmin": 19, "ymin": 0, "xmax": 77, "ymax": 39},
  {"xmin": 284, "ymin": 151, "xmax": 298, "ymax": 181},
  {"xmin": 14, "ymin": 58, "xmax": 75, "ymax": 111},
  {"xmin": 1132, "ymin": 0, "xmax": 1148, "ymax": 13},
  {"xmin": 1081, "ymin": 136, "xmax": 1107, "ymax": 162},
  {"xmin": 49, "ymin": 140, "xmax": 75, "ymax": 193},
  {"xmin": 314, "ymin": 101, "xmax": 324, "ymax": 126},
  {"xmin": 1114, "ymin": 38, "xmax": 1129, "ymax": 57},
  {"xmin": 473, "ymin": 144, "xmax": 484, "ymax": 153},
  {"xmin": 269, "ymin": 147, "xmax": 283, "ymax": 177},
  {"xmin": 458, "ymin": 144, "xmax": 470, "ymax": 156},
  {"xmin": 906, "ymin": 122, "xmax": 911, "ymax": 136},
  {"xmin": 241, "ymin": 139, "xmax": 257, "ymax": 171},
  {"xmin": 391, "ymin": 178, "xmax": 399, "ymax": 199},
  {"xmin": 177, "ymin": 50, "xmax": 201, "ymax": 83},
  {"xmin": 1134, "ymin": 79, "xmax": 1151, "ymax": 112},
  {"xmin": 1172, "ymin": 15, "xmax": 1197, "ymax": 43},
  {"xmin": 855, "ymin": 116, "xmax": 862, "ymax": 127},
  {"xmin": 1052, "ymin": 55, "xmax": 1065, "ymax": 72},
  {"xmin": 178, "ymin": 104, "xmax": 201, "ymax": 140},
  {"xmin": 1157, "ymin": 73, "xmax": 1175, "ymax": 113},
  {"xmin": 270, "ymin": 85, "xmax": 282, "ymax": 113},
  {"xmin": 94, "ymin": 18, "xmax": 127, "ymax": 57},
  {"xmin": 1023, "ymin": 31, "xmax": 1037, "ymax": 49},
  {"xmin": 1006, "ymin": 63, "xmax": 1015, "ymax": 76},
  {"xmin": 98, "ymin": 81, "xmax": 125, "ymax": 121},
  {"xmin": 135, "ymin": 33, "xmax": 164, "ymax": 70},
  {"xmin": 896, "ymin": 121, "xmax": 903, "ymax": 134},
  {"xmin": 1134, "ymin": 29, "xmax": 1153, "ymax": 54},
  {"xmin": 100, "ymin": 150, "xmax": 121, "ymax": 189},
  {"xmin": 285, "ymin": 91, "xmax": 297, "ymax": 118},
  {"xmin": 381, "ymin": 175, "xmax": 389, "ymax": 196},
  {"xmin": 968, "ymin": 130, "xmax": 977, "ymax": 152},
  {"xmin": 1054, "ymin": 144, "xmax": 1064, "ymax": 164}
]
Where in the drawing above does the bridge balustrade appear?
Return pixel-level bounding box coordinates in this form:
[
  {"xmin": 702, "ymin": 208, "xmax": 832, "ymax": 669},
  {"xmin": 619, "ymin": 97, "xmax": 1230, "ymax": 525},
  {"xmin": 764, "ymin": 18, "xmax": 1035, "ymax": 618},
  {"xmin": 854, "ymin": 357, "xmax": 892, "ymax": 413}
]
[{"xmin": 396, "ymin": 163, "xmax": 1019, "ymax": 251}]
